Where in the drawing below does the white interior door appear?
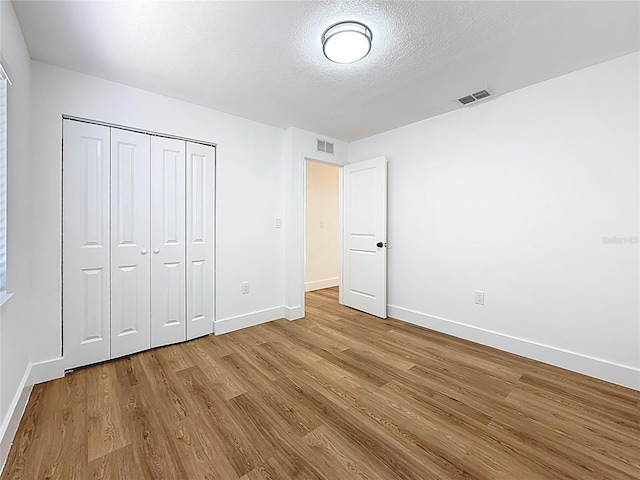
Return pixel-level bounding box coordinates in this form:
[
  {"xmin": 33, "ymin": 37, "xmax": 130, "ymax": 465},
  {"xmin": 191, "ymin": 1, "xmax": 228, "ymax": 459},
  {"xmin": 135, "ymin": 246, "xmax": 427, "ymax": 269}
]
[
  {"xmin": 62, "ymin": 121, "xmax": 111, "ymax": 369},
  {"xmin": 151, "ymin": 137, "xmax": 186, "ymax": 347},
  {"xmin": 186, "ymin": 142, "xmax": 215, "ymax": 339},
  {"xmin": 110, "ymin": 129, "xmax": 151, "ymax": 358},
  {"xmin": 341, "ymin": 156, "xmax": 387, "ymax": 318}
]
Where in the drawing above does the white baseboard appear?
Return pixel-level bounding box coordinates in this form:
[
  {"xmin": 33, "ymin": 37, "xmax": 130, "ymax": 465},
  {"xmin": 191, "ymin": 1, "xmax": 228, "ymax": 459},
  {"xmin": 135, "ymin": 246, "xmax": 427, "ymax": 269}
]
[
  {"xmin": 284, "ymin": 305, "xmax": 304, "ymax": 321},
  {"xmin": 0, "ymin": 355, "xmax": 65, "ymax": 473},
  {"xmin": 388, "ymin": 305, "xmax": 640, "ymax": 391},
  {"xmin": 305, "ymin": 277, "xmax": 339, "ymax": 292},
  {"xmin": 215, "ymin": 306, "xmax": 284, "ymax": 335},
  {"xmin": 0, "ymin": 365, "xmax": 33, "ymax": 472},
  {"xmin": 28, "ymin": 357, "xmax": 65, "ymax": 386}
]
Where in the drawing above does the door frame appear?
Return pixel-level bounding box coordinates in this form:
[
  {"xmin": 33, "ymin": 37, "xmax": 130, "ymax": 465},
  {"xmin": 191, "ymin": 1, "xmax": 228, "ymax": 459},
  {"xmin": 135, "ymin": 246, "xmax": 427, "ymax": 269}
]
[
  {"xmin": 289, "ymin": 148, "xmax": 345, "ymax": 320},
  {"xmin": 302, "ymin": 158, "xmax": 344, "ymax": 313}
]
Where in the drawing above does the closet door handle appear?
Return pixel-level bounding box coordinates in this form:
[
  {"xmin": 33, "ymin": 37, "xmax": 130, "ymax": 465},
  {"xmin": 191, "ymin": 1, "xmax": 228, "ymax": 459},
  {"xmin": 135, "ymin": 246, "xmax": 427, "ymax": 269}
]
[
  {"xmin": 141, "ymin": 249, "xmax": 148, "ymax": 255},
  {"xmin": 153, "ymin": 248, "xmax": 160, "ymax": 254}
]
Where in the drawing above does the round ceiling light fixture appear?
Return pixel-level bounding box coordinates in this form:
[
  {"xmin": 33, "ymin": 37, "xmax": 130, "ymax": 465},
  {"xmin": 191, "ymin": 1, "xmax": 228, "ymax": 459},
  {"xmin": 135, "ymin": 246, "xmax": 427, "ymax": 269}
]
[{"xmin": 322, "ymin": 21, "xmax": 372, "ymax": 64}]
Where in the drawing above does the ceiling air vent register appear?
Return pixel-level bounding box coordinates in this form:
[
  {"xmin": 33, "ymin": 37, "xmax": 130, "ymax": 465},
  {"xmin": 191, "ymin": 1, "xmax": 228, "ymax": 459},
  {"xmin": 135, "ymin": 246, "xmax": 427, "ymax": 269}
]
[
  {"xmin": 457, "ymin": 89, "xmax": 493, "ymax": 106},
  {"xmin": 317, "ymin": 139, "xmax": 334, "ymax": 154}
]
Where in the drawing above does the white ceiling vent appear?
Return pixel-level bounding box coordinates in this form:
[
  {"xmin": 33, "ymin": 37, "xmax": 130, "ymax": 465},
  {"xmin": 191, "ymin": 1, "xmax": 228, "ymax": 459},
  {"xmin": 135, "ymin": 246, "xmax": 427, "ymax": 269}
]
[
  {"xmin": 456, "ymin": 88, "xmax": 493, "ymax": 106},
  {"xmin": 317, "ymin": 139, "xmax": 334, "ymax": 154}
]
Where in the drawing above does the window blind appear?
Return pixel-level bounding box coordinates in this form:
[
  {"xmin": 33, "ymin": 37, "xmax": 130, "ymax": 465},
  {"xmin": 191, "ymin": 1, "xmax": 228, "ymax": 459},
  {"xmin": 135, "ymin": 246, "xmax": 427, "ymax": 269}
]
[{"xmin": 0, "ymin": 72, "xmax": 7, "ymax": 292}]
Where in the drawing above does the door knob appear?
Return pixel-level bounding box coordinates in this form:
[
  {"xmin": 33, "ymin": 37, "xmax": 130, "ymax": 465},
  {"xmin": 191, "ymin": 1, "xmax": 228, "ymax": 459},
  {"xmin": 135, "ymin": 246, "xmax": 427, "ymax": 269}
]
[
  {"xmin": 376, "ymin": 242, "xmax": 384, "ymax": 248},
  {"xmin": 153, "ymin": 248, "xmax": 160, "ymax": 254},
  {"xmin": 141, "ymin": 248, "xmax": 148, "ymax": 255}
]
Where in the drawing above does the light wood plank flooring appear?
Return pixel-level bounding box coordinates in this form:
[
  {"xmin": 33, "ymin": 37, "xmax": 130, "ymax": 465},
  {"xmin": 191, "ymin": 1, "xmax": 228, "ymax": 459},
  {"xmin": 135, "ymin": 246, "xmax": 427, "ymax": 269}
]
[{"xmin": 2, "ymin": 287, "xmax": 639, "ymax": 479}]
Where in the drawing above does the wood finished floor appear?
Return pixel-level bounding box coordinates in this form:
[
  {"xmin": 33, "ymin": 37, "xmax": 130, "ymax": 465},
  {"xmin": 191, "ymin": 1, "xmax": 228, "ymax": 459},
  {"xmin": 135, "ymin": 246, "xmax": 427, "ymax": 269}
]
[{"xmin": 2, "ymin": 287, "xmax": 639, "ymax": 479}]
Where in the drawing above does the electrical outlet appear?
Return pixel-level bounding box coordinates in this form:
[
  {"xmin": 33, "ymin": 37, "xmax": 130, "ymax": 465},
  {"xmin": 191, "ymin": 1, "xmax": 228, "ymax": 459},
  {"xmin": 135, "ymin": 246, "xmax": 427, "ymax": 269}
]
[
  {"xmin": 242, "ymin": 282, "xmax": 250, "ymax": 294},
  {"xmin": 474, "ymin": 291, "xmax": 485, "ymax": 305}
]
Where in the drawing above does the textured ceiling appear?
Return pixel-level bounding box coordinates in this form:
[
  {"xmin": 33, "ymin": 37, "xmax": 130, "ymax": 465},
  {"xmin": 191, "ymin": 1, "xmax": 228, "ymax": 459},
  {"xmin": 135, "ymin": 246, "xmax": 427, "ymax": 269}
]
[{"xmin": 12, "ymin": 1, "xmax": 640, "ymax": 141}]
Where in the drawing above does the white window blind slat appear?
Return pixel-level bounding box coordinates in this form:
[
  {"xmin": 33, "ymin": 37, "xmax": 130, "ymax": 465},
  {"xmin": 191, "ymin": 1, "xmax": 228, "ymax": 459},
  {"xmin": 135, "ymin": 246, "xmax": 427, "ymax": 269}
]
[{"xmin": 0, "ymin": 75, "xmax": 7, "ymax": 292}]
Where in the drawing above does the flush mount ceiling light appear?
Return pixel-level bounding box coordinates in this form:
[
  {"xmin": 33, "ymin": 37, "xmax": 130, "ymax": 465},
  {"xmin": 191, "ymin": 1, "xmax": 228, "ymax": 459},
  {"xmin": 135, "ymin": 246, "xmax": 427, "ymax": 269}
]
[{"xmin": 322, "ymin": 21, "xmax": 372, "ymax": 64}]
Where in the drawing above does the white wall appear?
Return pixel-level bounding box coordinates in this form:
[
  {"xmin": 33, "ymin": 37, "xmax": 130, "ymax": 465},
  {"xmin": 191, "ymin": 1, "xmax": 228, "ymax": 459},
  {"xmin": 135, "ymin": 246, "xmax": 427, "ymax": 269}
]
[
  {"xmin": 349, "ymin": 52, "xmax": 640, "ymax": 389},
  {"xmin": 305, "ymin": 161, "xmax": 339, "ymax": 291},
  {"xmin": 29, "ymin": 61, "xmax": 286, "ymax": 361},
  {"xmin": 0, "ymin": 0, "xmax": 34, "ymax": 463}
]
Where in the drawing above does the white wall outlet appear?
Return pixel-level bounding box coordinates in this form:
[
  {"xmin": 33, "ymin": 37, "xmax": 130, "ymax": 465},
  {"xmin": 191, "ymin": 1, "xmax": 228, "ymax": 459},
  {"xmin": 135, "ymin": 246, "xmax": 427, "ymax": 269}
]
[
  {"xmin": 320, "ymin": 221, "xmax": 325, "ymax": 228},
  {"xmin": 241, "ymin": 282, "xmax": 250, "ymax": 294},
  {"xmin": 475, "ymin": 291, "xmax": 485, "ymax": 305},
  {"xmin": 275, "ymin": 217, "xmax": 282, "ymax": 228}
]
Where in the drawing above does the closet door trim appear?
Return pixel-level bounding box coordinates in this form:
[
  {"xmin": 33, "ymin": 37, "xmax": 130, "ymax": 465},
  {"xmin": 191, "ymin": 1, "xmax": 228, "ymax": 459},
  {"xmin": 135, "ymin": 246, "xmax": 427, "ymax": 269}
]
[{"xmin": 62, "ymin": 115, "xmax": 216, "ymax": 148}]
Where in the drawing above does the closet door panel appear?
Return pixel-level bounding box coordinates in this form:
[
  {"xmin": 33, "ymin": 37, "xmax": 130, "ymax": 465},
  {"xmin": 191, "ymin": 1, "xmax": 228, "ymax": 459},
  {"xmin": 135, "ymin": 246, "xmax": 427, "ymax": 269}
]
[
  {"xmin": 151, "ymin": 137, "xmax": 186, "ymax": 347},
  {"xmin": 186, "ymin": 142, "xmax": 215, "ymax": 340},
  {"xmin": 110, "ymin": 129, "xmax": 151, "ymax": 358},
  {"xmin": 63, "ymin": 120, "xmax": 111, "ymax": 369}
]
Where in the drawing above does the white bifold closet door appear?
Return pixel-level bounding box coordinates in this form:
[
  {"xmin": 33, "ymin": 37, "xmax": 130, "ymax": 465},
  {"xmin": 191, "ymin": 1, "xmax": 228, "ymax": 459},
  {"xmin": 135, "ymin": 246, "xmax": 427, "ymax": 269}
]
[
  {"xmin": 110, "ymin": 129, "xmax": 152, "ymax": 358},
  {"xmin": 186, "ymin": 142, "xmax": 215, "ymax": 340},
  {"xmin": 63, "ymin": 120, "xmax": 215, "ymax": 370},
  {"xmin": 150, "ymin": 137, "xmax": 186, "ymax": 347},
  {"xmin": 63, "ymin": 121, "xmax": 111, "ymax": 367}
]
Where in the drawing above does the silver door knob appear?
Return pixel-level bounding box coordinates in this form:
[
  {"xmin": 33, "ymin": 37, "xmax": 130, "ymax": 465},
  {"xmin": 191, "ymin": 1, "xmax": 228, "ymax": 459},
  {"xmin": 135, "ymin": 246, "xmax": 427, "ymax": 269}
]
[
  {"xmin": 153, "ymin": 248, "xmax": 160, "ymax": 254},
  {"xmin": 141, "ymin": 248, "xmax": 148, "ymax": 255}
]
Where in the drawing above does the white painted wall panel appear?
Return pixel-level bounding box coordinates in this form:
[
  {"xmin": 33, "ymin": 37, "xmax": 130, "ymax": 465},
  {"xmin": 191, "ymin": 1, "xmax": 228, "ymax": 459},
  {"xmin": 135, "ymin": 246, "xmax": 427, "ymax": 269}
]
[
  {"xmin": 349, "ymin": 52, "xmax": 640, "ymax": 385},
  {"xmin": 0, "ymin": 0, "xmax": 34, "ymax": 460}
]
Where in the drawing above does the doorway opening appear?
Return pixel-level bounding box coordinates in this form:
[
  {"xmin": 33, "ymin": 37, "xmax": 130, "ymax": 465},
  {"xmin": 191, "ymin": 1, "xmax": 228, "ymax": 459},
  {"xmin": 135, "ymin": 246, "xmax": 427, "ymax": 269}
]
[{"xmin": 304, "ymin": 159, "xmax": 341, "ymax": 308}]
